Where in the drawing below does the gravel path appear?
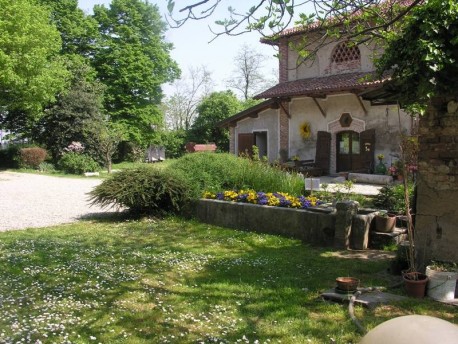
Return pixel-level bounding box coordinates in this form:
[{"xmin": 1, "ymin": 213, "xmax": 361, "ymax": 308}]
[{"xmin": 0, "ymin": 171, "xmax": 114, "ymax": 231}]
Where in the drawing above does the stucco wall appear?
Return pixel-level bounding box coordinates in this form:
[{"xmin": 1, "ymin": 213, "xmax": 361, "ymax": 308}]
[
  {"xmin": 235, "ymin": 108, "xmax": 279, "ymax": 162},
  {"xmin": 287, "ymin": 38, "xmax": 381, "ymax": 81},
  {"xmin": 288, "ymin": 94, "xmax": 411, "ymax": 173}
]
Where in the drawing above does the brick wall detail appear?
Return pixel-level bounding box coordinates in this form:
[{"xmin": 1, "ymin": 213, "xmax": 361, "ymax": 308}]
[
  {"xmin": 278, "ymin": 39, "xmax": 289, "ymax": 83},
  {"xmin": 415, "ymin": 98, "xmax": 458, "ymax": 266},
  {"xmin": 279, "ymin": 102, "xmax": 289, "ymax": 154}
]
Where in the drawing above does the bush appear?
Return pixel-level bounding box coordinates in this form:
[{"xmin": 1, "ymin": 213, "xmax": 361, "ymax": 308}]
[
  {"xmin": 373, "ymin": 182, "xmax": 415, "ymax": 214},
  {"xmin": 18, "ymin": 147, "xmax": 47, "ymax": 169},
  {"xmin": 38, "ymin": 162, "xmax": 56, "ymax": 172},
  {"xmin": 89, "ymin": 166, "xmax": 192, "ymax": 215},
  {"xmin": 0, "ymin": 145, "xmax": 21, "ymax": 168},
  {"xmin": 58, "ymin": 152, "xmax": 100, "ymax": 174},
  {"xmin": 167, "ymin": 152, "xmax": 305, "ymax": 198}
]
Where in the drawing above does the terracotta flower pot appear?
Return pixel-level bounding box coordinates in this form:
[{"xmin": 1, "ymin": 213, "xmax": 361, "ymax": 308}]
[
  {"xmin": 375, "ymin": 213, "xmax": 396, "ymax": 233},
  {"xmin": 403, "ymin": 272, "xmax": 428, "ymax": 298},
  {"xmin": 336, "ymin": 277, "xmax": 359, "ymax": 292}
]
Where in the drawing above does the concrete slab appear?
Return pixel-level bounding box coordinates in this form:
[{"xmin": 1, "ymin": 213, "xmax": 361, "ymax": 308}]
[
  {"xmin": 318, "ymin": 176, "xmax": 383, "ymax": 196},
  {"xmin": 321, "ymin": 288, "xmax": 408, "ymax": 309}
]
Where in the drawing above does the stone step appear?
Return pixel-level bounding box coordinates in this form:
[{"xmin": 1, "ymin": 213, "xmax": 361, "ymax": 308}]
[{"xmin": 370, "ymin": 228, "xmax": 408, "ymax": 249}]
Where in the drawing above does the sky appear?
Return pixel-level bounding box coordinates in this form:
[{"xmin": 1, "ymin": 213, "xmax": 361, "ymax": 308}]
[{"xmin": 77, "ymin": 0, "xmax": 287, "ymax": 96}]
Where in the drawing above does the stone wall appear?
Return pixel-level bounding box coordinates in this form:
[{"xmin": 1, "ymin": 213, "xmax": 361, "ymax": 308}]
[
  {"xmin": 415, "ymin": 98, "xmax": 458, "ymax": 266},
  {"xmin": 195, "ymin": 199, "xmax": 376, "ymax": 249}
]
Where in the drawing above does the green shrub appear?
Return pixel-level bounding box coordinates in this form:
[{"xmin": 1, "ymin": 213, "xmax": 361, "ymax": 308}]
[
  {"xmin": 0, "ymin": 145, "xmax": 21, "ymax": 168},
  {"xmin": 89, "ymin": 166, "xmax": 191, "ymax": 215},
  {"xmin": 167, "ymin": 152, "xmax": 305, "ymax": 198},
  {"xmin": 38, "ymin": 162, "xmax": 56, "ymax": 172},
  {"xmin": 18, "ymin": 147, "xmax": 47, "ymax": 169},
  {"xmin": 373, "ymin": 182, "xmax": 415, "ymax": 214},
  {"xmin": 58, "ymin": 152, "xmax": 100, "ymax": 174}
]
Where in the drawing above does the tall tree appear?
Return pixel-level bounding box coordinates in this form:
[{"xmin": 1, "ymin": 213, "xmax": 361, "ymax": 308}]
[
  {"xmin": 33, "ymin": 59, "xmax": 105, "ymax": 161},
  {"xmin": 226, "ymin": 44, "xmax": 276, "ymax": 100},
  {"xmin": 163, "ymin": 65, "xmax": 213, "ymax": 130},
  {"xmin": 188, "ymin": 91, "xmax": 242, "ymax": 151},
  {"xmin": 36, "ymin": 0, "xmax": 99, "ymax": 57},
  {"xmin": 93, "ymin": 0, "xmax": 180, "ymax": 145},
  {"xmin": 0, "ymin": 0, "xmax": 69, "ymax": 133}
]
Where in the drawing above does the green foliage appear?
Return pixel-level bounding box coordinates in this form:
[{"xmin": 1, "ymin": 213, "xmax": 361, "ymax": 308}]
[
  {"xmin": 36, "ymin": 0, "xmax": 99, "ymax": 57},
  {"xmin": 18, "ymin": 147, "xmax": 48, "ymax": 169},
  {"xmin": 92, "ymin": 0, "xmax": 180, "ymax": 145},
  {"xmin": 0, "ymin": 145, "xmax": 21, "ymax": 168},
  {"xmin": 34, "ymin": 59, "xmax": 105, "ymax": 161},
  {"xmin": 158, "ymin": 129, "xmax": 187, "ymax": 158},
  {"xmin": 373, "ymin": 182, "xmax": 414, "ymax": 214},
  {"xmin": 38, "ymin": 162, "xmax": 56, "ymax": 173},
  {"xmin": 167, "ymin": 152, "xmax": 305, "ymax": 198},
  {"xmin": 188, "ymin": 91, "xmax": 242, "ymax": 151},
  {"xmin": 377, "ymin": 0, "xmax": 458, "ymax": 107},
  {"xmin": 89, "ymin": 166, "xmax": 191, "ymax": 215},
  {"xmin": 0, "ymin": 0, "xmax": 69, "ymax": 131},
  {"xmin": 58, "ymin": 152, "xmax": 100, "ymax": 174}
]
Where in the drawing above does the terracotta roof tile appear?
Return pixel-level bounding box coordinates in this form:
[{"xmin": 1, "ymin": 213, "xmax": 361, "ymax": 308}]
[{"xmin": 254, "ymin": 71, "xmax": 388, "ymax": 99}]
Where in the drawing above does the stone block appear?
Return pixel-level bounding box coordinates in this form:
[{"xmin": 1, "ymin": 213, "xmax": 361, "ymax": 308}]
[{"xmin": 348, "ymin": 173, "xmax": 393, "ymax": 185}]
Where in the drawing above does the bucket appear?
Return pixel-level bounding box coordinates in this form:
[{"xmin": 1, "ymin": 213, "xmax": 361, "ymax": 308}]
[{"xmin": 425, "ymin": 266, "xmax": 458, "ymax": 301}]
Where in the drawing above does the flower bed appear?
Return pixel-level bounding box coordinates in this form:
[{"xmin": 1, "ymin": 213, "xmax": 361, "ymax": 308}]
[{"xmin": 202, "ymin": 190, "xmax": 321, "ymax": 209}]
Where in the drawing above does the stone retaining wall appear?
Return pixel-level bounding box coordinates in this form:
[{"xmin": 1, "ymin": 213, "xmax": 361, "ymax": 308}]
[{"xmin": 196, "ymin": 199, "xmax": 378, "ymax": 249}]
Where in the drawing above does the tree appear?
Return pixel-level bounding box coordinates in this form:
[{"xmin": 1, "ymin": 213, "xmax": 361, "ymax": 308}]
[
  {"xmin": 33, "ymin": 59, "xmax": 105, "ymax": 162},
  {"xmin": 226, "ymin": 44, "xmax": 276, "ymax": 100},
  {"xmin": 163, "ymin": 66, "xmax": 213, "ymax": 130},
  {"xmin": 376, "ymin": 0, "xmax": 458, "ymax": 108},
  {"xmin": 188, "ymin": 91, "xmax": 242, "ymax": 151},
  {"xmin": 84, "ymin": 120, "xmax": 124, "ymax": 174},
  {"xmin": 36, "ymin": 0, "xmax": 99, "ymax": 57},
  {"xmin": 93, "ymin": 0, "xmax": 180, "ymax": 145},
  {"xmin": 0, "ymin": 0, "xmax": 69, "ymax": 132},
  {"xmin": 167, "ymin": 1, "xmax": 422, "ymax": 58}
]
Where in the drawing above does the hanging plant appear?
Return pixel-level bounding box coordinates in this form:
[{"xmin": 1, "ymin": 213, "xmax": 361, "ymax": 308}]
[{"xmin": 300, "ymin": 121, "xmax": 311, "ymax": 139}]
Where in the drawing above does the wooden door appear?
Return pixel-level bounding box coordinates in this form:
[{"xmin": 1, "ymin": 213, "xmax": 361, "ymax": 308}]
[
  {"xmin": 238, "ymin": 133, "xmax": 254, "ymax": 157},
  {"xmin": 315, "ymin": 131, "xmax": 331, "ymax": 174},
  {"xmin": 360, "ymin": 129, "xmax": 376, "ymax": 173},
  {"xmin": 336, "ymin": 130, "xmax": 361, "ymax": 172}
]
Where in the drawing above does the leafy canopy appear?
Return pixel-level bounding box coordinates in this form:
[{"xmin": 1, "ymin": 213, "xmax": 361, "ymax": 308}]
[
  {"xmin": 0, "ymin": 0, "xmax": 69, "ymax": 122},
  {"xmin": 93, "ymin": 0, "xmax": 180, "ymax": 145},
  {"xmin": 377, "ymin": 0, "xmax": 458, "ymax": 107}
]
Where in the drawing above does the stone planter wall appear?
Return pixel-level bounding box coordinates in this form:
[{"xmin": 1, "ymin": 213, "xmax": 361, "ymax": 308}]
[{"xmin": 195, "ymin": 199, "xmax": 378, "ymax": 249}]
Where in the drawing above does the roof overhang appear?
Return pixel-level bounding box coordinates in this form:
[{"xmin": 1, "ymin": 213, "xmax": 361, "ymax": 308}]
[
  {"xmin": 217, "ymin": 98, "xmax": 285, "ymax": 128},
  {"xmin": 254, "ymin": 71, "xmax": 390, "ymax": 100}
]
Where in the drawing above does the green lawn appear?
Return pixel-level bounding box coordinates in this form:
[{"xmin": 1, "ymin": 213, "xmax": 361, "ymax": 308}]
[{"xmin": 0, "ymin": 217, "xmax": 456, "ymax": 343}]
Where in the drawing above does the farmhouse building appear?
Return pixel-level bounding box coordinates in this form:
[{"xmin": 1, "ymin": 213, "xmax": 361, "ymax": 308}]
[{"xmin": 219, "ymin": 25, "xmax": 416, "ymax": 175}]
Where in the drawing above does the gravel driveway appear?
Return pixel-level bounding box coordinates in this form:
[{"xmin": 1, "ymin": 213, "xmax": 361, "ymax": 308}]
[{"xmin": 0, "ymin": 171, "xmax": 114, "ymax": 231}]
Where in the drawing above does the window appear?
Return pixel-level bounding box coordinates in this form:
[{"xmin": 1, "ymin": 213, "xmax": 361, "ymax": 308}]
[{"xmin": 331, "ymin": 42, "xmax": 361, "ymax": 64}]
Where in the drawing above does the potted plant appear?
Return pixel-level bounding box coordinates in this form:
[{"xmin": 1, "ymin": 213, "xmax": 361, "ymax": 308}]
[
  {"xmin": 375, "ymin": 154, "xmax": 387, "ymax": 175},
  {"xmin": 291, "ymin": 155, "xmax": 301, "ymax": 167},
  {"xmin": 425, "ymin": 261, "xmax": 458, "ymax": 301},
  {"xmin": 397, "ymin": 135, "xmax": 428, "ymax": 298},
  {"xmin": 374, "ymin": 210, "xmax": 396, "ymax": 233}
]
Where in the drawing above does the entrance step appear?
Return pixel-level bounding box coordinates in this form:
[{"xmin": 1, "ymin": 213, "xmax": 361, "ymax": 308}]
[{"xmin": 370, "ymin": 228, "xmax": 408, "ymax": 249}]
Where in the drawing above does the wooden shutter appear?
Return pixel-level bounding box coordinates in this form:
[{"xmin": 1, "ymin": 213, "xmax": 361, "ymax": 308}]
[
  {"xmin": 315, "ymin": 131, "xmax": 331, "ymax": 174},
  {"xmin": 238, "ymin": 133, "xmax": 255, "ymax": 157},
  {"xmin": 360, "ymin": 129, "xmax": 376, "ymax": 173}
]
